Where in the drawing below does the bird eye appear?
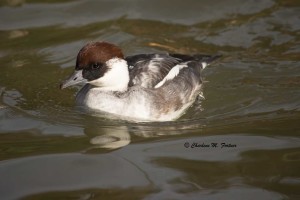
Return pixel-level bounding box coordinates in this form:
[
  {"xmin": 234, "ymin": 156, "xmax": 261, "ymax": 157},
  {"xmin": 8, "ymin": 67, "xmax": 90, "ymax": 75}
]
[{"xmin": 91, "ymin": 63, "xmax": 100, "ymax": 70}]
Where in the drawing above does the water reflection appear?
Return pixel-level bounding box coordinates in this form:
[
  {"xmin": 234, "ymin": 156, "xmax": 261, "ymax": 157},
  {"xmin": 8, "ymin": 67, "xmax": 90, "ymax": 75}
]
[
  {"xmin": 89, "ymin": 126, "xmax": 131, "ymax": 149},
  {"xmin": 82, "ymin": 113, "xmax": 204, "ymax": 149}
]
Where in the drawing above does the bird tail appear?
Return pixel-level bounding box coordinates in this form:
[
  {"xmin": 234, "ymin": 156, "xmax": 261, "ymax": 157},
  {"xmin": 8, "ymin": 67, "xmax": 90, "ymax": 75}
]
[{"xmin": 193, "ymin": 54, "xmax": 222, "ymax": 69}]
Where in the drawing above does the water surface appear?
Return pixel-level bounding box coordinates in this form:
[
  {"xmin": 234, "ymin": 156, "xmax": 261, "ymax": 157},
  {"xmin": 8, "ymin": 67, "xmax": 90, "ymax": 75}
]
[{"xmin": 0, "ymin": 0, "xmax": 300, "ymax": 199}]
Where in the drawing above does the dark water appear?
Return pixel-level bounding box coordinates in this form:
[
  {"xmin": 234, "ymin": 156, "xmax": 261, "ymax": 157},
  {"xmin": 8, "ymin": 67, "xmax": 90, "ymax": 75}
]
[{"xmin": 0, "ymin": 0, "xmax": 300, "ymax": 199}]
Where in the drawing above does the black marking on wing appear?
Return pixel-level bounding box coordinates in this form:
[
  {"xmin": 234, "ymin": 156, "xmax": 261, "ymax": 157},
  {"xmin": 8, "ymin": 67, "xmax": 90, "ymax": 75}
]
[
  {"xmin": 126, "ymin": 54, "xmax": 181, "ymax": 88},
  {"xmin": 169, "ymin": 53, "xmax": 222, "ymax": 65}
]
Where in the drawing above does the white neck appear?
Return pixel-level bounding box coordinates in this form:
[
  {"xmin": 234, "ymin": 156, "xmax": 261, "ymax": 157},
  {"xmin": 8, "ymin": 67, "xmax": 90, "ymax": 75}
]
[{"xmin": 89, "ymin": 58, "xmax": 129, "ymax": 92}]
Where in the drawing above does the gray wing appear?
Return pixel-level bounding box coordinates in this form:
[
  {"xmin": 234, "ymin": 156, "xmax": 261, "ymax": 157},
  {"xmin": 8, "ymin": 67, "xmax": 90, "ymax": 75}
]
[
  {"xmin": 125, "ymin": 54, "xmax": 180, "ymax": 88},
  {"xmin": 125, "ymin": 53, "xmax": 221, "ymax": 88}
]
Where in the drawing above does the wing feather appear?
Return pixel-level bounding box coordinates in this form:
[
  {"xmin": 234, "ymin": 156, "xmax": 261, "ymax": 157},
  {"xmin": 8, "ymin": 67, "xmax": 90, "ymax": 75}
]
[
  {"xmin": 126, "ymin": 54, "xmax": 180, "ymax": 88},
  {"xmin": 125, "ymin": 53, "xmax": 221, "ymax": 88}
]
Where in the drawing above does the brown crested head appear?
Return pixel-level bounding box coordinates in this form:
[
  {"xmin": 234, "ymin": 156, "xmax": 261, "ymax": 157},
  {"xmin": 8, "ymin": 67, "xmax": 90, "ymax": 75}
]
[
  {"xmin": 72, "ymin": 42, "xmax": 125, "ymax": 82},
  {"xmin": 60, "ymin": 42, "xmax": 127, "ymax": 90},
  {"xmin": 75, "ymin": 42, "xmax": 124, "ymax": 70}
]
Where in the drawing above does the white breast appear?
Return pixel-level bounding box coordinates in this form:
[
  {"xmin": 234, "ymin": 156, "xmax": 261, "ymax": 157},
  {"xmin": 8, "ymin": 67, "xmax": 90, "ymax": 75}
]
[{"xmin": 78, "ymin": 87, "xmax": 155, "ymax": 121}]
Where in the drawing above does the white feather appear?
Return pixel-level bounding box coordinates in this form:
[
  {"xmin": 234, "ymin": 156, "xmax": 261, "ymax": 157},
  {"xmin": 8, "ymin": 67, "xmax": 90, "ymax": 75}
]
[
  {"xmin": 201, "ymin": 62, "xmax": 208, "ymax": 69},
  {"xmin": 154, "ymin": 63, "xmax": 187, "ymax": 88},
  {"xmin": 89, "ymin": 58, "xmax": 129, "ymax": 92}
]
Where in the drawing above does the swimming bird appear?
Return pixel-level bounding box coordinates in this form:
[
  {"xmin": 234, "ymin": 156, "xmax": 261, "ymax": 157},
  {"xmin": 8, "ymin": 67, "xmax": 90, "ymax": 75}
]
[{"xmin": 60, "ymin": 42, "xmax": 220, "ymax": 121}]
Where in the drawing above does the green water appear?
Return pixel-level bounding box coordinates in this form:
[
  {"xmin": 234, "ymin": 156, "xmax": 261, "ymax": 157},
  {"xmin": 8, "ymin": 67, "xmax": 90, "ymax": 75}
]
[{"xmin": 0, "ymin": 0, "xmax": 299, "ymax": 199}]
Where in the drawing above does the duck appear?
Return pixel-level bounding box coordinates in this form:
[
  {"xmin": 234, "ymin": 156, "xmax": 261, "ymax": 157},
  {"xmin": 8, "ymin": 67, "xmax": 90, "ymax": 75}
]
[{"xmin": 60, "ymin": 42, "xmax": 221, "ymax": 121}]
